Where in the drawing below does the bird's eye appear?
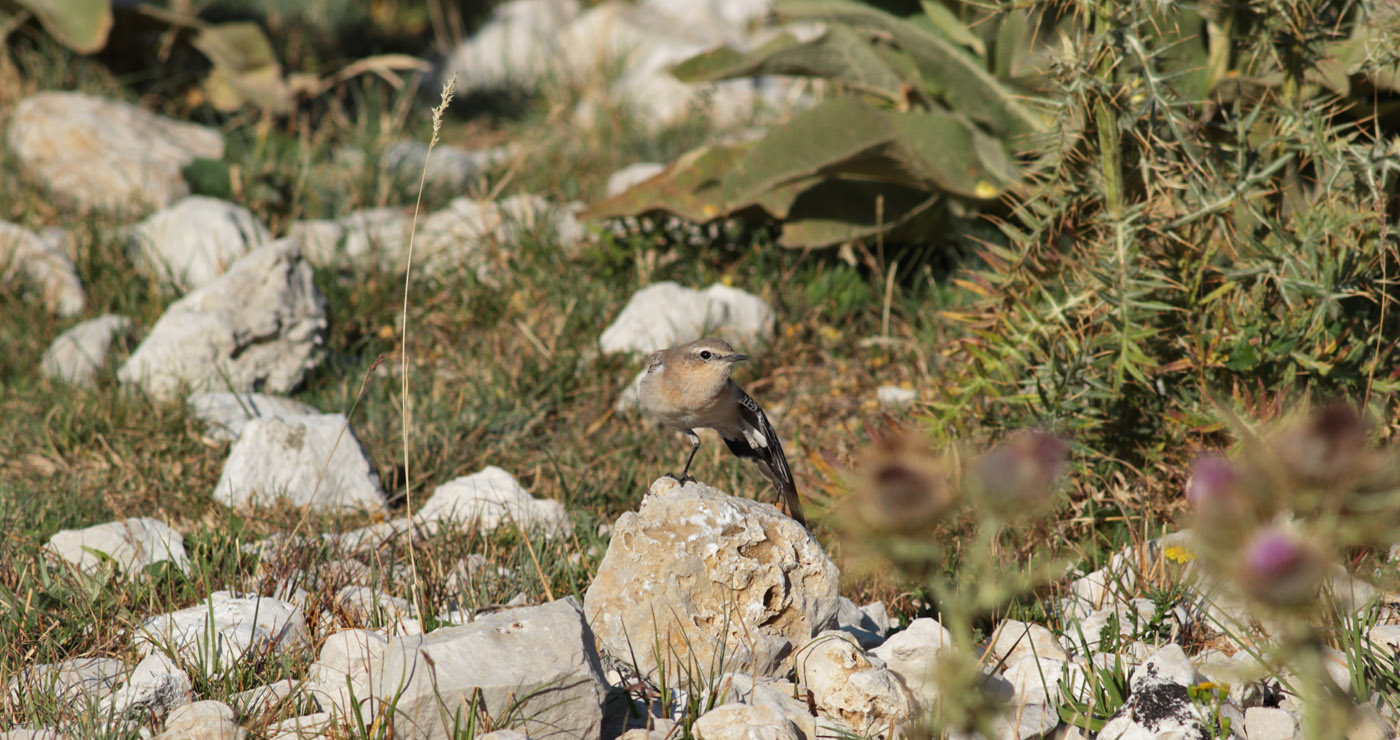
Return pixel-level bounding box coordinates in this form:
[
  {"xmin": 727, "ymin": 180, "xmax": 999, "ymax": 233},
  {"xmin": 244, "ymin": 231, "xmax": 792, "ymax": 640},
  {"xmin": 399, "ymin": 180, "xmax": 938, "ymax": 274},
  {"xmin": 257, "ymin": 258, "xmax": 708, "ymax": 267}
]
[{"xmin": 699, "ymin": 350, "xmax": 712, "ymax": 360}]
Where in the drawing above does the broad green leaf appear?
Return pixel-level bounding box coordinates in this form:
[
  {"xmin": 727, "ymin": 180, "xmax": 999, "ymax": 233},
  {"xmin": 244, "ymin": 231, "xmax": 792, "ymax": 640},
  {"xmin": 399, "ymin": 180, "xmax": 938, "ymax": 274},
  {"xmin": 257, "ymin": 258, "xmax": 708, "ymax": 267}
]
[
  {"xmin": 721, "ymin": 97, "xmax": 1014, "ymax": 205},
  {"xmin": 993, "ymin": 8, "xmax": 1030, "ymax": 82},
  {"xmin": 9, "ymin": 0, "xmax": 111, "ymax": 53},
  {"xmin": 919, "ymin": 0, "xmax": 984, "ymax": 56},
  {"xmin": 581, "ymin": 145, "xmax": 746, "ymax": 223},
  {"xmin": 776, "ymin": 0, "xmax": 1045, "ymax": 137},
  {"xmin": 672, "ymin": 26, "xmax": 910, "ymax": 102},
  {"xmin": 193, "ymin": 22, "xmax": 292, "ymax": 113}
]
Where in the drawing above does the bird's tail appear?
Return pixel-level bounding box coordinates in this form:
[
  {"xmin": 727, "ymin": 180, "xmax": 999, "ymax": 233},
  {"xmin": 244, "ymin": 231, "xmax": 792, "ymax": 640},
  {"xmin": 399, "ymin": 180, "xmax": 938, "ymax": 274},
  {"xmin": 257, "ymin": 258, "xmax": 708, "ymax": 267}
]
[{"xmin": 779, "ymin": 480, "xmax": 807, "ymax": 528}]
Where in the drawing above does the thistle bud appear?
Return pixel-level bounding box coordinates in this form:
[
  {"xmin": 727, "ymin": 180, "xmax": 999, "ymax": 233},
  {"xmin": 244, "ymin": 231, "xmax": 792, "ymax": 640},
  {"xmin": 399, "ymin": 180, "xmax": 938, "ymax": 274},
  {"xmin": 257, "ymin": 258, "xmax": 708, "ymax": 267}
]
[
  {"xmin": 1237, "ymin": 528, "xmax": 1327, "ymax": 608},
  {"xmin": 853, "ymin": 434, "xmax": 953, "ymax": 534},
  {"xmin": 1272, "ymin": 402, "xmax": 1369, "ymax": 485},
  {"xmin": 973, "ymin": 430, "xmax": 1068, "ymax": 517}
]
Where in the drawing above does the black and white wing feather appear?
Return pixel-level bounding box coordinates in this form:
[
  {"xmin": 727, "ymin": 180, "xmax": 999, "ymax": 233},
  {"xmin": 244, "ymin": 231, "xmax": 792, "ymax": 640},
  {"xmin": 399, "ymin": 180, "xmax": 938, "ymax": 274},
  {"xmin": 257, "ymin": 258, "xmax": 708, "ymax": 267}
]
[{"xmin": 721, "ymin": 385, "xmax": 807, "ymax": 527}]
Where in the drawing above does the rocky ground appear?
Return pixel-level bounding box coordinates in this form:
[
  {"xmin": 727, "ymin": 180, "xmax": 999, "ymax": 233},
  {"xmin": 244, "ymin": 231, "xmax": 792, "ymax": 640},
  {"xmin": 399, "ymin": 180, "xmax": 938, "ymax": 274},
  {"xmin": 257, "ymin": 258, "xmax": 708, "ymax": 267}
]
[{"xmin": 4, "ymin": 1, "xmax": 1400, "ymax": 739}]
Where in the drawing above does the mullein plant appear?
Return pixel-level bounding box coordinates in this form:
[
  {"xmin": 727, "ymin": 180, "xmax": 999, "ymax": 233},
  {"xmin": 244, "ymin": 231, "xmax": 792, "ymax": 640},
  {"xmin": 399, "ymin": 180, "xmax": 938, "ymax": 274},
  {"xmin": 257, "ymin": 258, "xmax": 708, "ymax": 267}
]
[
  {"xmin": 1184, "ymin": 403, "xmax": 1400, "ymax": 737},
  {"xmin": 833, "ymin": 429, "xmax": 1070, "ymax": 737}
]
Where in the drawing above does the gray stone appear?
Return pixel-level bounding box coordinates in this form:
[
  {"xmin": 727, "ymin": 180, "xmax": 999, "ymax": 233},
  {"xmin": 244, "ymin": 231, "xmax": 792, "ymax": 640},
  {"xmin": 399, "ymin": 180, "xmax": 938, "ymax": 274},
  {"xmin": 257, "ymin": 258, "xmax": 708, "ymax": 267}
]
[
  {"xmin": 1095, "ymin": 667, "xmax": 1205, "ymax": 740},
  {"xmin": 306, "ymin": 629, "xmax": 389, "ymax": 721},
  {"xmin": 415, "ymin": 194, "xmax": 584, "ymax": 278},
  {"xmin": 1003, "ymin": 656, "xmax": 1085, "ymax": 706},
  {"xmin": 1244, "ymin": 707, "xmax": 1298, "ymax": 740},
  {"xmin": 0, "ymin": 220, "xmax": 85, "ymax": 317},
  {"xmin": 585, "ymin": 478, "xmax": 838, "ymax": 681},
  {"xmin": 993, "ymin": 700, "xmax": 1061, "ymax": 740},
  {"xmin": 793, "ymin": 631, "xmax": 916, "ymax": 735},
  {"xmin": 334, "ymin": 586, "xmax": 414, "ymax": 629},
  {"xmin": 6, "ymin": 657, "xmax": 127, "ymax": 705},
  {"xmin": 372, "ymin": 597, "xmax": 607, "ymax": 739},
  {"xmin": 836, "ymin": 596, "xmax": 889, "ymax": 649},
  {"xmin": 41, "ymin": 314, "xmax": 133, "ymax": 386},
  {"xmin": 155, "ymin": 700, "xmax": 245, "ymax": 740},
  {"xmin": 988, "ymin": 620, "xmax": 1069, "ymax": 665},
  {"xmin": 693, "ymin": 703, "xmax": 800, "ymax": 740},
  {"xmin": 416, "ymin": 466, "xmax": 572, "ymax": 538},
  {"xmin": 6, "ymin": 92, "xmax": 224, "ymax": 211},
  {"xmin": 714, "ymin": 673, "xmax": 815, "ymax": 739},
  {"xmin": 442, "ymin": 0, "xmax": 581, "ymax": 92},
  {"xmin": 212, "ymin": 413, "xmax": 387, "ymax": 514},
  {"xmin": 135, "ymin": 592, "xmax": 310, "ymax": 679},
  {"xmin": 129, "ymin": 197, "xmax": 270, "ymax": 292},
  {"xmin": 263, "ymin": 712, "xmax": 333, "ymax": 740},
  {"xmin": 600, "ymin": 281, "xmax": 774, "ymax": 356},
  {"xmin": 870, "ymin": 617, "xmax": 954, "ymax": 711},
  {"xmin": 187, "ymin": 391, "xmax": 320, "ymax": 442},
  {"xmin": 1130, "ymin": 645, "xmax": 1199, "ymax": 693},
  {"xmin": 45, "ymin": 517, "xmax": 189, "ymax": 577},
  {"xmin": 118, "ymin": 239, "xmax": 326, "ymax": 402},
  {"xmin": 98, "ymin": 652, "xmax": 193, "ymax": 722},
  {"xmin": 877, "ymin": 385, "xmax": 917, "ymax": 407},
  {"xmin": 228, "ymin": 679, "xmax": 303, "ymax": 718}
]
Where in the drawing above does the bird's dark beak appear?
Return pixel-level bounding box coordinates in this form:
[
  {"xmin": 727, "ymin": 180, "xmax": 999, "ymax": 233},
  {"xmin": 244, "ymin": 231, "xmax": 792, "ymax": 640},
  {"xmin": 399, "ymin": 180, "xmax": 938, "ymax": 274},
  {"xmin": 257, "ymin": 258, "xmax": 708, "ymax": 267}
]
[{"xmin": 729, "ymin": 353, "xmax": 751, "ymax": 363}]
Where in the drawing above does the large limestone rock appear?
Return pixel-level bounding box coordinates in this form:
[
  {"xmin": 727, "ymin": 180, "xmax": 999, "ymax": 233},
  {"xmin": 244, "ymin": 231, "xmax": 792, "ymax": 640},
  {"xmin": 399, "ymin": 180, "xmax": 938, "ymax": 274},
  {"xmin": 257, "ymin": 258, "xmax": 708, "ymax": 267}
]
[
  {"xmin": 693, "ymin": 703, "xmax": 801, "ymax": 740},
  {"xmin": 212, "ymin": 413, "xmax": 387, "ymax": 514},
  {"xmin": 306, "ymin": 629, "xmax": 390, "ymax": 721},
  {"xmin": 6, "ymin": 92, "xmax": 224, "ymax": 211},
  {"xmin": 135, "ymin": 592, "xmax": 310, "ymax": 679},
  {"xmin": 371, "ymin": 598, "xmax": 607, "ymax": 739},
  {"xmin": 118, "ymin": 239, "xmax": 326, "ymax": 401},
  {"xmin": 98, "ymin": 652, "xmax": 193, "ymax": 722},
  {"xmin": 585, "ymin": 478, "xmax": 838, "ymax": 681},
  {"xmin": 41, "ymin": 315, "xmax": 134, "ymax": 386},
  {"xmin": 0, "ymin": 220, "xmax": 85, "ymax": 317},
  {"xmin": 45, "ymin": 517, "xmax": 189, "ymax": 577},
  {"xmin": 128, "ymin": 196, "xmax": 271, "ymax": 292},
  {"xmin": 415, "ymin": 465, "xmax": 572, "ymax": 538},
  {"xmin": 871, "ymin": 617, "xmax": 954, "ymax": 710},
  {"xmin": 155, "ymin": 700, "xmax": 245, "ymax": 740}
]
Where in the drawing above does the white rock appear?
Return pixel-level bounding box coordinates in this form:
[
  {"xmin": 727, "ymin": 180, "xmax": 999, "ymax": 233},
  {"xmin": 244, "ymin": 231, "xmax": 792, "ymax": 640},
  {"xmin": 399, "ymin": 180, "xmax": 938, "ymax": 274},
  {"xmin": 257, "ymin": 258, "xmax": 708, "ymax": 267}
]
[
  {"xmin": 135, "ymin": 592, "xmax": 310, "ymax": 678},
  {"xmin": 993, "ymin": 700, "xmax": 1061, "ymax": 740},
  {"xmin": 793, "ymin": 631, "xmax": 917, "ymax": 735},
  {"xmin": 0, "ymin": 220, "xmax": 85, "ymax": 317},
  {"xmin": 228, "ymin": 679, "xmax": 302, "ymax": 718},
  {"xmin": 41, "ymin": 314, "xmax": 133, "ymax": 386},
  {"xmin": 600, "ymin": 282, "xmax": 774, "ymax": 356},
  {"xmin": 876, "ymin": 385, "xmax": 917, "ymax": 407},
  {"xmin": 289, "ymin": 207, "xmax": 414, "ymax": 271},
  {"xmin": 606, "ymin": 162, "xmax": 666, "ymax": 197},
  {"xmin": 871, "ymin": 617, "xmax": 954, "ymax": 710},
  {"xmin": 1065, "ymin": 598, "xmax": 1157, "ymax": 653},
  {"xmin": 0, "ymin": 730, "xmax": 71, "ymax": 740},
  {"xmin": 306, "ymin": 629, "xmax": 390, "ymax": 721},
  {"xmin": 442, "ymin": 0, "xmax": 582, "ymax": 92},
  {"xmin": 1130, "ymin": 644, "xmax": 1199, "ymax": 692},
  {"xmin": 187, "ymin": 392, "xmax": 320, "ymax": 442},
  {"xmin": 715, "ymin": 673, "xmax": 815, "ymax": 739},
  {"xmin": 1003, "ymin": 656, "xmax": 1085, "ymax": 706},
  {"xmin": 988, "ymin": 620, "xmax": 1069, "ymax": 665},
  {"xmin": 45, "ymin": 517, "xmax": 189, "ymax": 577},
  {"xmin": 1324, "ymin": 567, "xmax": 1379, "ymax": 615},
  {"xmin": 416, "ymin": 466, "xmax": 572, "ymax": 538},
  {"xmin": 1095, "ymin": 666, "xmax": 1205, "ymax": 740},
  {"xmin": 155, "ymin": 700, "xmax": 245, "ymax": 740},
  {"xmin": 212, "ymin": 413, "xmax": 387, "ymax": 514},
  {"xmin": 263, "ymin": 712, "xmax": 334, "ymax": 740},
  {"xmin": 372, "ymin": 597, "xmax": 607, "ymax": 739},
  {"xmin": 6, "ymin": 657, "xmax": 127, "ymax": 705},
  {"xmin": 129, "ymin": 197, "xmax": 271, "ymax": 292},
  {"xmin": 1244, "ymin": 707, "xmax": 1299, "ymax": 740},
  {"xmin": 6, "ymin": 92, "xmax": 224, "ymax": 211},
  {"xmin": 693, "ymin": 703, "xmax": 800, "ymax": 740},
  {"xmin": 1369, "ymin": 624, "xmax": 1400, "ymax": 653},
  {"xmin": 99, "ymin": 652, "xmax": 192, "ymax": 722},
  {"xmin": 477, "ymin": 732, "xmax": 532, "ymax": 740},
  {"xmin": 118, "ymin": 239, "xmax": 326, "ymax": 402},
  {"xmin": 585, "ymin": 478, "xmax": 838, "ymax": 681}
]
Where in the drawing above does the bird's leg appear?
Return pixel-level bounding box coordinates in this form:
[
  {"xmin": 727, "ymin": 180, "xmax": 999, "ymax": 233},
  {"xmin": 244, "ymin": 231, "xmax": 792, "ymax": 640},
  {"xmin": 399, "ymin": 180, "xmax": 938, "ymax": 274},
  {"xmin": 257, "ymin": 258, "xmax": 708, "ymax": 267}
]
[{"xmin": 670, "ymin": 432, "xmax": 701, "ymax": 483}]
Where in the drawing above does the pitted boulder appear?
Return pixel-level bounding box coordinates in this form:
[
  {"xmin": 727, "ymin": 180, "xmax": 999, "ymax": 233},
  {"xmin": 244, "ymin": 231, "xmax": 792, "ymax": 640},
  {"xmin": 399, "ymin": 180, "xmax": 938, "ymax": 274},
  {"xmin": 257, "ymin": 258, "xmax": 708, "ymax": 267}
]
[{"xmin": 585, "ymin": 478, "xmax": 838, "ymax": 681}]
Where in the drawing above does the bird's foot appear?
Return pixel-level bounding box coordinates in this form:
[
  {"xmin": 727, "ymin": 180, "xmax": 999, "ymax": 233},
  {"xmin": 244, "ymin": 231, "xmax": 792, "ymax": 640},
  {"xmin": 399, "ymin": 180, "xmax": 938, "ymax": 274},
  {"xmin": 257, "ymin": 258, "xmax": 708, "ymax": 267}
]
[{"xmin": 665, "ymin": 472, "xmax": 697, "ymax": 484}]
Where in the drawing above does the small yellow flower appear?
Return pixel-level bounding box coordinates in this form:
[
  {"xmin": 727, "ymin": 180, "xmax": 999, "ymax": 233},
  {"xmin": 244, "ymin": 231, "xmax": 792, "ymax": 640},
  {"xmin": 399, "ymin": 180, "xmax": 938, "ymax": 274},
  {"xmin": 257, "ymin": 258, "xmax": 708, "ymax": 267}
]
[
  {"xmin": 819, "ymin": 325, "xmax": 842, "ymax": 341},
  {"xmin": 377, "ymin": 325, "xmax": 396, "ymax": 340},
  {"xmin": 701, "ymin": 204, "xmax": 720, "ymax": 218},
  {"xmin": 1164, "ymin": 545, "xmax": 1195, "ymax": 563},
  {"xmin": 974, "ymin": 181, "xmax": 999, "ymax": 199}
]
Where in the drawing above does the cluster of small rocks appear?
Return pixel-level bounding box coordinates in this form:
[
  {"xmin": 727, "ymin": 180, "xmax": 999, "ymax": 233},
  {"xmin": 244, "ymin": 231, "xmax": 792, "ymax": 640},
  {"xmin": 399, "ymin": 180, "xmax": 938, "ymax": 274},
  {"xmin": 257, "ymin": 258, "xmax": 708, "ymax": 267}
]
[{"xmin": 15, "ymin": 474, "xmax": 1400, "ymax": 740}]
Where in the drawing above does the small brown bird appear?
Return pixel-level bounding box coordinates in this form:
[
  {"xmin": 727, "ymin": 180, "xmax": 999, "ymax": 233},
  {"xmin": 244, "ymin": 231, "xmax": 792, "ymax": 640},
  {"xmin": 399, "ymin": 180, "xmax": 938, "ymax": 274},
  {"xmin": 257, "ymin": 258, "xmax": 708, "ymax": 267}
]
[{"xmin": 637, "ymin": 338, "xmax": 807, "ymax": 527}]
